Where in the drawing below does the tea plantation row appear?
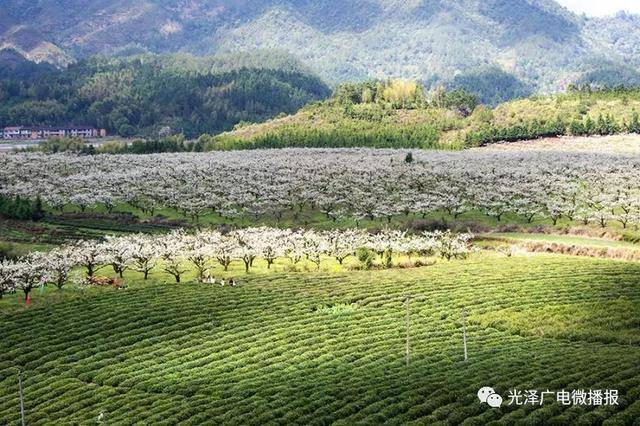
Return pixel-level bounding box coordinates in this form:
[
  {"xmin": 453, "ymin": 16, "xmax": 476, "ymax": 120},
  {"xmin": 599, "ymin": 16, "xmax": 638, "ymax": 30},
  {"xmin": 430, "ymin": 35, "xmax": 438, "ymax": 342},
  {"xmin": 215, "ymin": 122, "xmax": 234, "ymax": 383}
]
[{"xmin": 0, "ymin": 254, "xmax": 639, "ymax": 424}]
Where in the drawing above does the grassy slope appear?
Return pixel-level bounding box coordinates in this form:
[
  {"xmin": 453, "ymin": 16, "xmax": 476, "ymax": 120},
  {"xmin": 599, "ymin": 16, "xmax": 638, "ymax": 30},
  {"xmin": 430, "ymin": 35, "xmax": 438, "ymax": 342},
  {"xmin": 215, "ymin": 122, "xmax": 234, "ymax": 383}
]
[
  {"xmin": 215, "ymin": 90, "xmax": 640, "ymax": 149},
  {"xmin": 1, "ymin": 253, "xmax": 639, "ymax": 424},
  {"xmin": 489, "ymin": 233, "xmax": 640, "ymax": 249},
  {"xmin": 227, "ymin": 104, "xmax": 462, "ymax": 140},
  {"xmin": 481, "ymin": 232, "xmax": 640, "ymax": 262},
  {"xmin": 490, "ymin": 92, "xmax": 640, "ymax": 127}
]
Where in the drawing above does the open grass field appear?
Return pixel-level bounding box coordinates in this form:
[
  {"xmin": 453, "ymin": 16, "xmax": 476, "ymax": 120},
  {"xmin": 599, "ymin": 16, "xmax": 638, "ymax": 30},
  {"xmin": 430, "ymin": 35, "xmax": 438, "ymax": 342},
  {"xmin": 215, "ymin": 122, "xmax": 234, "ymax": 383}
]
[
  {"xmin": 487, "ymin": 233, "xmax": 640, "ymax": 250},
  {"xmin": 478, "ymin": 134, "xmax": 640, "ymax": 155},
  {"xmin": 1, "ymin": 253, "xmax": 639, "ymax": 424}
]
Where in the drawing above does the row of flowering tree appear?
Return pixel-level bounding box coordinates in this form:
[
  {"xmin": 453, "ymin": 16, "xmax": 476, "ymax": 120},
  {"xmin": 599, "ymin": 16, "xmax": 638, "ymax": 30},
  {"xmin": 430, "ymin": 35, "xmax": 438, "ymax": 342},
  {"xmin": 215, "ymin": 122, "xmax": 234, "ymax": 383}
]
[
  {"xmin": 1, "ymin": 149, "xmax": 639, "ymax": 227},
  {"xmin": 0, "ymin": 227, "xmax": 472, "ymax": 300}
]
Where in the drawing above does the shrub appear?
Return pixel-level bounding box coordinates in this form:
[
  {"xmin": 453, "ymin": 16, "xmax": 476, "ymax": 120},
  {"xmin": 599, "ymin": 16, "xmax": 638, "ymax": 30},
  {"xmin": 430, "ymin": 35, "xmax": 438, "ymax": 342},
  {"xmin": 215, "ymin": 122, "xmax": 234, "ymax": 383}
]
[
  {"xmin": 356, "ymin": 248, "xmax": 376, "ymax": 270},
  {"xmin": 405, "ymin": 219, "xmax": 449, "ymax": 232},
  {"xmin": 39, "ymin": 137, "xmax": 86, "ymax": 153},
  {"xmin": 0, "ymin": 242, "xmax": 28, "ymax": 260},
  {"xmin": 383, "ymin": 249, "xmax": 393, "ymax": 269}
]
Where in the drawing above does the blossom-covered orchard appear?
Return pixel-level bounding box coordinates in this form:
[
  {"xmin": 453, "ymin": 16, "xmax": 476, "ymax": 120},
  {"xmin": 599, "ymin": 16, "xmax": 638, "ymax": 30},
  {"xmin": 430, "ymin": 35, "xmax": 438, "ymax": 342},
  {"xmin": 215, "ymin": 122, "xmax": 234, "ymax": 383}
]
[
  {"xmin": 0, "ymin": 227, "xmax": 472, "ymax": 299},
  {"xmin": 1, "ymin": 148, "xmax": 639, "ymax": 226}
]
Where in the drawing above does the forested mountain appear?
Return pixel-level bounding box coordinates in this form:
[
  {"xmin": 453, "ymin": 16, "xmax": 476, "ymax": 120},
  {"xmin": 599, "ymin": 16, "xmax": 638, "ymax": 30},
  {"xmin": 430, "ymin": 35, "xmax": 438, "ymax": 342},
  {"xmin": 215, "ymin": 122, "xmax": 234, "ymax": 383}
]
[
  {"xmin": 0, "ymin": 53, "xmax": 331, "ymax": 137},
  {"xmin": 0, "ymin": 48, "xmax": 58, "ymax": 80},
  {"xmin": 2, "ymin": 0, "xmax": 640, "ymax": 96}
]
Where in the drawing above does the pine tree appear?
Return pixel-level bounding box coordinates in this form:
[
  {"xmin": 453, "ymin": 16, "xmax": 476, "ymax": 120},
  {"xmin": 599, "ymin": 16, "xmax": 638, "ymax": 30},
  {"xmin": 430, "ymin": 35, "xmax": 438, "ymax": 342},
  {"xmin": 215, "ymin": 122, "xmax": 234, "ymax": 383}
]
[{"xmin": 31, "ymin": 197, "xmax": 45, "ymax": 221}]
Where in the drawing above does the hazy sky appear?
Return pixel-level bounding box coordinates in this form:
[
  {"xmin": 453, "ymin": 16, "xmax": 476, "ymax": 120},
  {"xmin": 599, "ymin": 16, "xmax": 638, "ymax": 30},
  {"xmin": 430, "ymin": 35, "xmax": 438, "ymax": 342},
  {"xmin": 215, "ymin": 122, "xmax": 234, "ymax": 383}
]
[{"xmin": 556, "ymin": 0, "xmax": 640, "ymax": 16}]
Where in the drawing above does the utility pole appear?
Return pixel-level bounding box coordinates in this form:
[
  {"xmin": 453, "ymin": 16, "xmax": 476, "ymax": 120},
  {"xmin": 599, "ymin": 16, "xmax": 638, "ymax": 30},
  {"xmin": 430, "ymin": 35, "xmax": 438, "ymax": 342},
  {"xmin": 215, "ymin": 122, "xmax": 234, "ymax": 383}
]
[
  {"xmin": 405, "ymin": 295, "xmax": 411, "ymax": 367},
  {"xmin": 18, "ymin": 370, "xmax": 25, "ymax": 426},
  {"xmin": 462, "ymin": 307, "xmax": 468, "ymax": 362}
]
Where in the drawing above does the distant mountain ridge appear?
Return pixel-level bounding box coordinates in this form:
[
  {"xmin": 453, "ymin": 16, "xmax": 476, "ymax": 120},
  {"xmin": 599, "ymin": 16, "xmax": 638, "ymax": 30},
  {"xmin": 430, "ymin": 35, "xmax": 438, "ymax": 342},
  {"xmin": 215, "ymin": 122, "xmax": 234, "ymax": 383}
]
[{"xmin": 2, "ymin": 1, "xmax": 640, "ymax": 93}]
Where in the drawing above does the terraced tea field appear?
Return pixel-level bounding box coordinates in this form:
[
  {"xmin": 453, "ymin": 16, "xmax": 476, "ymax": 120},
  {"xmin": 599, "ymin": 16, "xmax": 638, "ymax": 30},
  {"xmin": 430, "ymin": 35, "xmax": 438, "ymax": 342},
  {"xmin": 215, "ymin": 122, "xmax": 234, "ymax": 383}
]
[{"xmin": 1, "ymin": 254, "xmax": 640, "ymax": 424}]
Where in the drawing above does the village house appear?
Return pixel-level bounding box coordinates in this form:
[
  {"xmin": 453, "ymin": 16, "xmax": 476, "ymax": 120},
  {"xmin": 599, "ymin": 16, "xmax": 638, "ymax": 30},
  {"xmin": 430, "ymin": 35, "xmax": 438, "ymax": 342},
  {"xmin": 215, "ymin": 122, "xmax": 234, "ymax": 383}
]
[{"xmin": 1, "ymin": 126, "xmax": 107, "ymax": 140}]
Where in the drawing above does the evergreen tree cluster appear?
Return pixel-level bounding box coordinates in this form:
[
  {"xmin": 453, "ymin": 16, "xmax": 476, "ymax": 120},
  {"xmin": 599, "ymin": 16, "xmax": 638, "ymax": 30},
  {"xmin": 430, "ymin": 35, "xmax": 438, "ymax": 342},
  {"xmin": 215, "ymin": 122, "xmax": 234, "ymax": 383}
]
[
  {"xmin": 0, "ymin": 195, "xmax": 44, "ymax": 221},
  {"xmin": 568, "ymin": 114, "xmax": 622, "ymax": 136},
  {"xmin": 466, "ymin": 112, "xmax": 640, "ymax": 147},
  {"xmin": 449, "ymin": 66, "xmax": 533, "ymax": 106},
  {"xmin": 200, "ymin": 124, "xmax": 442, "ymax": 151},
  {"xmin": 465, "ymin": 118, "xmax": 566, "ymax": 147}
]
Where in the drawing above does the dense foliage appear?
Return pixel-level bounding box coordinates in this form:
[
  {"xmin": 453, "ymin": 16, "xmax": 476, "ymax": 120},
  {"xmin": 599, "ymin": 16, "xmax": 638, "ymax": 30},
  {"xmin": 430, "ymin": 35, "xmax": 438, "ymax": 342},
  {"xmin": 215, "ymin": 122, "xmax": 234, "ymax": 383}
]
[
  {"xmin": 0, "ymin": 54, "xmax": 331, "ymax": 137},
  {"xmin": 37, "ymin": 138, "xmax": 88, "ymax": 154},
  {"xmin": 575, "ymin": 63, "xmax": 640, "ymax": 89},
  {"xmin": 449, "ymin": 67, "xmax": 533, "ymax": 106},
  {"xmin": 0, "ymin": 195, "xmax": 44, "ymax": 221},
  {"xmin": 0, "ymin": 49, "xmax": 59, "ymax": 81},
  {"xmin": 205, "ymin": 124, "xmax": 442, "ymax": 150}
]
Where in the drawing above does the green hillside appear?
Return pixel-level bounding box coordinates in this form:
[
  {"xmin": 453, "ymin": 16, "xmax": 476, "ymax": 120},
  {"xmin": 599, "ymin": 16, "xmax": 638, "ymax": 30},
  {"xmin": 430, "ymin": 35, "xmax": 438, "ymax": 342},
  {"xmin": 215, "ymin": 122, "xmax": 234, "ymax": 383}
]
[{"xmin": 202, "ymin": 82, "xmax": 640, "ymax": 150}]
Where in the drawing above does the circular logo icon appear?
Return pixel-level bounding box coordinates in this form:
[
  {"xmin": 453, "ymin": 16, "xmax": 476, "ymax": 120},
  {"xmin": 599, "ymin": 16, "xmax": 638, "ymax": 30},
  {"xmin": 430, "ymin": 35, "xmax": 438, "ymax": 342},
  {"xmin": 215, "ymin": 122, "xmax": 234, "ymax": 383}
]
[
  {"xmin": 478, "ymin": 387, "xmax": 502, "ymax": 408},
  {"xmin": 478, "ymin": 387, "xmax": 496, "ymax": 403}
]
